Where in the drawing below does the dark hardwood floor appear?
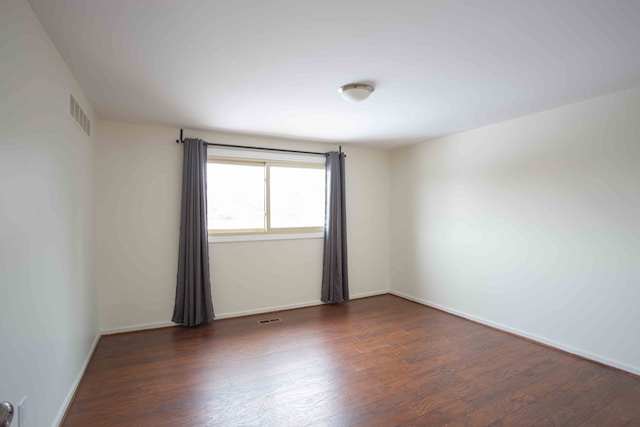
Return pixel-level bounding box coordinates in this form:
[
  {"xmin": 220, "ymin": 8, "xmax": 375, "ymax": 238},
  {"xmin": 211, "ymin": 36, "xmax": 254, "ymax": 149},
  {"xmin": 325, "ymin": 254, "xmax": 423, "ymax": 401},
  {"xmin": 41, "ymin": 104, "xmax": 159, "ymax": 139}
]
[{"xmin": 63, "ymin": 295, "xmax": 640, "ymax": 426}]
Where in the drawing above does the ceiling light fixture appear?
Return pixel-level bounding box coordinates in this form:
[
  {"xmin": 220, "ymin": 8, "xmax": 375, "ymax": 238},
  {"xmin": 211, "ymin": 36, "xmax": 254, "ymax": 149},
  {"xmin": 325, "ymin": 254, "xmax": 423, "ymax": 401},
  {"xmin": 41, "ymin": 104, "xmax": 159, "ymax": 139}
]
[{"xmin": 338, "ymin": 83, "xmax": 375, "ymax": 102}]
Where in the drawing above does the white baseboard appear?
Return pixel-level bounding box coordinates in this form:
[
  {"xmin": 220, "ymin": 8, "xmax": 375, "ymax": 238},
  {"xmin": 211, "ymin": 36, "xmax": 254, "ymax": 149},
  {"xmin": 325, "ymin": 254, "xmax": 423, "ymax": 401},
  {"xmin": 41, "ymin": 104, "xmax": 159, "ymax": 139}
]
[
  {"xmin": 53, "ymin": 332, "xmax": 101, "ymax": 427},
  {"xmin": 350, "ymin": 289, "xmax": 389, "ymax": 299},
  {"xmin": 101, "ymin": 291, "xmax": 391, "ymax": 331},
  {"xmin": 389, "ymin": 290, "xmax": 640, "ymax": 377},
  {"xmin": 214, "ymin": 289, "xmax": 389, "ymax": 319},
  {"xmin": 215, "ymin": 300, "xmax": 323, "ymax": 319},
  {"xmin": 102, "ymin": 321, "xmax": 176, "ymax": 335}
]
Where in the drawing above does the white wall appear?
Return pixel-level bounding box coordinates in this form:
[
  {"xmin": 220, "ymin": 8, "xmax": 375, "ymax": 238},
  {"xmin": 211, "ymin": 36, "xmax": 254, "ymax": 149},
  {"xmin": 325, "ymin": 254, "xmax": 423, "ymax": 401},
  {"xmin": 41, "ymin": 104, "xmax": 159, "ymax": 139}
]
[
  {"xmin": 95, "ymin": 122, "xmax": 182, "ymax": 332},
  {"xmin": 96, "ymin": 124, "xmax": 390, "ymax": 330},
  {"xmin": 0, "ymin": 0, "xmax": 99, "ymax": 425},
  {"xmin": 390, "ymin": 87, "xmax": 640, "ymax": 375}
]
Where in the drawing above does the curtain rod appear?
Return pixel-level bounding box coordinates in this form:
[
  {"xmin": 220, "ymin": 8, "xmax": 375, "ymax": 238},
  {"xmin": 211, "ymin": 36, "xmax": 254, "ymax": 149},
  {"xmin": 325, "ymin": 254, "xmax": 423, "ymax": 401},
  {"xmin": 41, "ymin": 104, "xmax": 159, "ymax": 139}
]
[{"xmin": 175, "ymin": 129, "xmax": 344, "ymax": 157}]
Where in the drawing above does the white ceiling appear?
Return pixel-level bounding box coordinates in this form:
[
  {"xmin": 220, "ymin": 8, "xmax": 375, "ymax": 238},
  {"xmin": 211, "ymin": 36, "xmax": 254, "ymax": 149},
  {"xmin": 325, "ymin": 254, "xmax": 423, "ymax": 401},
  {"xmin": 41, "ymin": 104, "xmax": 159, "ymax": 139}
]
[{"xmin": 27, "ymin": 0, "xmax": 640, "ymax": 148}]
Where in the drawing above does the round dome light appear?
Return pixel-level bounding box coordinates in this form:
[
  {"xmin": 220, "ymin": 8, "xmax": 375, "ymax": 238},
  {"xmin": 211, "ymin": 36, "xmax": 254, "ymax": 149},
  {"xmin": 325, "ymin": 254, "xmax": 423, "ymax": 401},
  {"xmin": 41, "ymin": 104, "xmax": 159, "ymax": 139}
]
[{"xmin": 338, "ymin": 83, "xmax": 375, "ymax": 102}]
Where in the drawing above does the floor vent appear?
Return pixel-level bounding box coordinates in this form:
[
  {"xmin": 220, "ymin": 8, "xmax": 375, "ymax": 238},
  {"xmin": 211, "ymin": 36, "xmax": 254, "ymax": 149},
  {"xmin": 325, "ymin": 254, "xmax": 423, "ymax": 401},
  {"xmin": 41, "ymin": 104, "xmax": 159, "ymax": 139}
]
[
  {"xmin": 69, "ymin": 94, "xmax": 91, "ymax": 136},
  {"xmin": 257, "ymin": 318, "xmax": 282, "ymax": 325}
]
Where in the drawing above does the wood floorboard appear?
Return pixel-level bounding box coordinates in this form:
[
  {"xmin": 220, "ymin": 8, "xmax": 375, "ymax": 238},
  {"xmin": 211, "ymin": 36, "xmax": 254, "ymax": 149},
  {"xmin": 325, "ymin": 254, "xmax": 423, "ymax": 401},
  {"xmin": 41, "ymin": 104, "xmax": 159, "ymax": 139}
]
[{"xmin": 63, "ymin": 295, "xmax": 640, "ymax": 426}]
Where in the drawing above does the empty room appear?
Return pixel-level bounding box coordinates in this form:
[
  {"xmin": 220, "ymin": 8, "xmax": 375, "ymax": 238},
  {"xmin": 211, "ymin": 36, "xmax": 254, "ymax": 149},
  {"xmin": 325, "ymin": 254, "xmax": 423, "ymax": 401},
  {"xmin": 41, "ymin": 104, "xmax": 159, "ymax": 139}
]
[{"xmin": 1, "ymin": 0, "xmax": 640, "ymax": 426}]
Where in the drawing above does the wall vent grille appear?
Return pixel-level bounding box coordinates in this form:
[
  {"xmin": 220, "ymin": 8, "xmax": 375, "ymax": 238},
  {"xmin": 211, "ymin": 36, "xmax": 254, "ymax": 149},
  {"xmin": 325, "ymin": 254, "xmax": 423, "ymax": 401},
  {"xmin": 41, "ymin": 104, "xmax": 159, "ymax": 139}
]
[{"xmin": 69, "ymin": 94, "xmax": 90, "ymax": 136}]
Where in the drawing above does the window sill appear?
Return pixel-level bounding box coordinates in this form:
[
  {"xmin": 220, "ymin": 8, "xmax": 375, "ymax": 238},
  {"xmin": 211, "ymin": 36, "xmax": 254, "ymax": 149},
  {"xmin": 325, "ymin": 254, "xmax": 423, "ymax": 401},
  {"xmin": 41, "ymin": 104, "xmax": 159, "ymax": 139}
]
[{"xmin": 209, "ymin": 232, "xmax": 324, "ymax": 243}]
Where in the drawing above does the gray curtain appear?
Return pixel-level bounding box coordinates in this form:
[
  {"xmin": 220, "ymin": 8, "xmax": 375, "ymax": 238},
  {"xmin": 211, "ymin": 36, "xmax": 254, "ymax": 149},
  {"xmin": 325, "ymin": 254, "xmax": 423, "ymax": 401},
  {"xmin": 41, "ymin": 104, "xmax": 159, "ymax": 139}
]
[
  {"xmin": 172, "ymin": 138, "xmax": 215, "ymax": 327},
  {"xmin": 321, "ymin": 151, "xmax": 349, "ymax": 304}
]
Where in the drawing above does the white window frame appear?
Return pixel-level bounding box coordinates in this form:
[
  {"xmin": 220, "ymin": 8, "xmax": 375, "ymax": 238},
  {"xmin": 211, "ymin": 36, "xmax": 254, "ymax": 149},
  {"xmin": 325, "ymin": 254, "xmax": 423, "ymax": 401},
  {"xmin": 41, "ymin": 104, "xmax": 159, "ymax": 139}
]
[{"xmin": 207, "ymin": 147, "xmax": 326, "ymax": 243}]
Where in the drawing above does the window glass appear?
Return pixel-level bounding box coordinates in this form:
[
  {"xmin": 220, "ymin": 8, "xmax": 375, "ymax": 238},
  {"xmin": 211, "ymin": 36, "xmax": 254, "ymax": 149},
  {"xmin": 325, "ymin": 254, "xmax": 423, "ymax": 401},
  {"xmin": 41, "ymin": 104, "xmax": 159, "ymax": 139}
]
[
  {"xmin": 270, "ymin": 166, "xmax": 325, "ymax": 228},
  {"xmin": 207, "ymin": 162, "xmax": 265, "ymax": 231}
]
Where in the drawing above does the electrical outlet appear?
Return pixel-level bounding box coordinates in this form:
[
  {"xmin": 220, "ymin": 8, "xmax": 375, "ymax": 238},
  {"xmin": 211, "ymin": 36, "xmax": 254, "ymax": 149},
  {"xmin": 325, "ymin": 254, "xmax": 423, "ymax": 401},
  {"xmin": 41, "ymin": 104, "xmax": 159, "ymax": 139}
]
[{"xmin": 18, "ymin": 396, "xmax": 26, "ymax": 427}]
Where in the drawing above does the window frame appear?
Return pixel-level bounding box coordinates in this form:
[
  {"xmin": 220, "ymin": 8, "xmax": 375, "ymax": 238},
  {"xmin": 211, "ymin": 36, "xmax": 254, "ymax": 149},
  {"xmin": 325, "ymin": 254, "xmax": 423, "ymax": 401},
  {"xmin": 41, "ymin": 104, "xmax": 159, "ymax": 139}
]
[{"xmin": 206, "ymin": 147, "xmax": 326, "ymax": 242}]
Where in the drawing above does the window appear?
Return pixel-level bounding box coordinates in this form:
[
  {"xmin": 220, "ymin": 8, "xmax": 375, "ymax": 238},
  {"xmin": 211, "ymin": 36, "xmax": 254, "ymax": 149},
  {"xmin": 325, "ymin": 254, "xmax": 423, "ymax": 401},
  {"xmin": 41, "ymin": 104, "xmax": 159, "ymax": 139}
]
[{"xmin": 206, "ymin": 148, "xmax": 325, "ymax": 240}]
